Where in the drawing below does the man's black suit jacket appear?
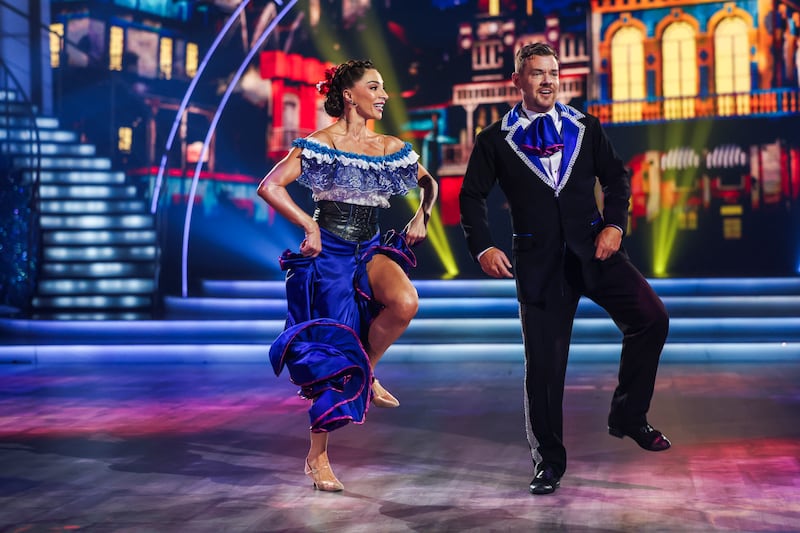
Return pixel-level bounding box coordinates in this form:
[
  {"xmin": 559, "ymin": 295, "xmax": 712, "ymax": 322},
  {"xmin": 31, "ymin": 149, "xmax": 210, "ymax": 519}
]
[{"xmin": 459, "ymin": 102, "xmax": 632, "ymax": 303}]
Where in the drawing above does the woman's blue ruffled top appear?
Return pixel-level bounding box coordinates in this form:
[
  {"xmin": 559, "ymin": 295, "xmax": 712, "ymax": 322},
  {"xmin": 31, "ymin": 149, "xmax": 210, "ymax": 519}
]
[{"xmin": 293, "ymin": 138, "xmax": 420, "ymax": 208}]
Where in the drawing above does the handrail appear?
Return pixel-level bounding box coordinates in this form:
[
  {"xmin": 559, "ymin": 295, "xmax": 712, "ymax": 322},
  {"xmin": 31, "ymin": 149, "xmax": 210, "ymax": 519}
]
[{"xmin": 0, "ymin": 59, "xmax": 42, "ymax": 315}]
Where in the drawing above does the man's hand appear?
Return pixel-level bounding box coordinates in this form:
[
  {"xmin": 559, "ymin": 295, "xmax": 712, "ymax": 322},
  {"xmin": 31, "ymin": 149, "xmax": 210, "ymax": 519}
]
[
  {"xmin": 479, "ymin": 247, "xmax": 513, "ymax": 278},
  {"xmin": 594, "ymin": 226, "xmax": 622, "ymax": 261}
]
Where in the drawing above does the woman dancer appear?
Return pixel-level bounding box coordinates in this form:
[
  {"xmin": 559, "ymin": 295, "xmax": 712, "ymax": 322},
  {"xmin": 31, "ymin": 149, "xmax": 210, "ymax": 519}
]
[{"xmin": 258, "ymin": 59, "xmax": 437, "ymax": 492}]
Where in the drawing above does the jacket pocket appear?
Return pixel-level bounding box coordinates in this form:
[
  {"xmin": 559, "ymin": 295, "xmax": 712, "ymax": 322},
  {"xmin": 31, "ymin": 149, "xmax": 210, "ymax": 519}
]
[{"xmin": 512, "ymin": 233, "xmax": 536, "ymax": 252}]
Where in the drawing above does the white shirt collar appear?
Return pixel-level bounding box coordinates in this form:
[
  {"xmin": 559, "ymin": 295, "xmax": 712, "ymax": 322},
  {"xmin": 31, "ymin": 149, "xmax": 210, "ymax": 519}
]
[{"xmin": 520, "ymin": 106, "xmax": 560, "ymax": 130}]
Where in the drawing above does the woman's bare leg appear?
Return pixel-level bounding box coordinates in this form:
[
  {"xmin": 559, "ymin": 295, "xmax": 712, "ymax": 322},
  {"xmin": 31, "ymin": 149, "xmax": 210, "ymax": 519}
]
[
  {"xmin": 366, "ymin": 254, "xmax": 419, "ymax": 366},
  {"xmin": 365, "ymin": 254, "xmax": 419, "ymax": 406},
  {"xmin": 305, "ymin": 431, "xmax": 343, "ymax": 491}
]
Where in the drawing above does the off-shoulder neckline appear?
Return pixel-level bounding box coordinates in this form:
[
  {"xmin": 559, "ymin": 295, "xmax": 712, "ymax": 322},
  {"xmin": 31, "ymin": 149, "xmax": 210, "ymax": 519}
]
[{"xmin": 293, "ymin": 137, "xmax": 413, "ymax": 163}]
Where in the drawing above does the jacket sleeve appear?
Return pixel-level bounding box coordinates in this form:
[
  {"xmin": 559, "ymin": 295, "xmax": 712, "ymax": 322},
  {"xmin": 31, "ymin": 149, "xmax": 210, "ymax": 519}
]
[
  {"xmin": 459, "ymin": 131, "xmax": 499, "ymax": 258},
  {"xmin": 590, "ymin": 116, "xmax": 631, "ymax": 233}
]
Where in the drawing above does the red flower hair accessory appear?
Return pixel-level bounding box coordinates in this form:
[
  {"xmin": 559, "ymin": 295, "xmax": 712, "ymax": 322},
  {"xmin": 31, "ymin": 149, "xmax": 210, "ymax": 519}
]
[{"xmin": 316, "ymin": 66, "xmax": 338, "ymax": 96}]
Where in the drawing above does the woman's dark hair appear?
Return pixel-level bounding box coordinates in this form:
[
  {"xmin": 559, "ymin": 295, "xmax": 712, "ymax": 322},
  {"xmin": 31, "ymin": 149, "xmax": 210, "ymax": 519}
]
[{"xmin": 318, "ymin": 59, "xmax": 375, "ymax": 118}]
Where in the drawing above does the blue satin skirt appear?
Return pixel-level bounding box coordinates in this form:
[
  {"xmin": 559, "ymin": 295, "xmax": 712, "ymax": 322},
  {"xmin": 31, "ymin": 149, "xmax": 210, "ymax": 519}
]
[{"xmin": 269, "ymin": 228, "xmax": 416, "ymax": 432}]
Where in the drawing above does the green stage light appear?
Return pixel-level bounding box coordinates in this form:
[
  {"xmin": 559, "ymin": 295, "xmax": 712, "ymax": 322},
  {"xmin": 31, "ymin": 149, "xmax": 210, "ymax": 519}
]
[{"xmin": 355, "ymin": 10, "xmax": 459, "ymax": 279}]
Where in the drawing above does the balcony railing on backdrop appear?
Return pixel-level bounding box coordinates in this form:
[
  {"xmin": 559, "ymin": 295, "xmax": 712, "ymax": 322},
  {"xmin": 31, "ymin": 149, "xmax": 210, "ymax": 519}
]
[
  {"xmin": 587, "ymin": 88, "xmax": 800, "ymax": 124},
  {"xmin": 434, "ymin": 87, "xmax": 800, "ymax": 173}
]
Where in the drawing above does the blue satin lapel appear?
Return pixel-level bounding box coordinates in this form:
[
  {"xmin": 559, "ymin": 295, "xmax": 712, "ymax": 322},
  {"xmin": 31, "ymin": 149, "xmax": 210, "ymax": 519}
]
[{"xmin": 558, "ymin": 117, "xmax": 581, "ymax": 182}]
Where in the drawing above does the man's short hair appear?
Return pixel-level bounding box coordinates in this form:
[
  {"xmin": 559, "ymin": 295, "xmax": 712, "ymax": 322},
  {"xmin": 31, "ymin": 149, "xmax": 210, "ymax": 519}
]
[{"xmin": 515, "ymin": 42, "xmax": 559, "ymax": 73}]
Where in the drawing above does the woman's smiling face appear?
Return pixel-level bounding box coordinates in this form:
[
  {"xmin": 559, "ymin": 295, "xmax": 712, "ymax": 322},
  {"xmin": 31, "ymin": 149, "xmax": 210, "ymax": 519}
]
[{"xmin": 345, "ymin": 69, "xmax": 388, "ymax": 118}]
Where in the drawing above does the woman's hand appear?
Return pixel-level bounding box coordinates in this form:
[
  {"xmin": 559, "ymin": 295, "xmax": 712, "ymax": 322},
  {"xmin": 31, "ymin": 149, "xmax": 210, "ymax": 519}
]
[
  {"xmin": 403, "ymin": 211, "xmax": 428, "ymax": 246},
  {"xmin": 299, "ymin": 223, "xmax": 322, "ymax": 257}
]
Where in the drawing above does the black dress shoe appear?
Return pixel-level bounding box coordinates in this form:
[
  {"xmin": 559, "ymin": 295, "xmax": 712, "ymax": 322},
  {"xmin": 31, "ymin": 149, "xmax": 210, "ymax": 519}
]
[
  {"xmin": 608, "ymin": 423, "xmax": 671, "ymax": 451},
  {"xmin": 529, "ymin": 465, "xmax": 561, "ymax": 495}
]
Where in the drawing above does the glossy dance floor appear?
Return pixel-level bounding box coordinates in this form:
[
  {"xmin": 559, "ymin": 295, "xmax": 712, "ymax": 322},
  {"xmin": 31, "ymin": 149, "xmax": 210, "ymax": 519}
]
[{"xmin": 1, "ymin": 360, "xmax": 799, "ymax": 532}]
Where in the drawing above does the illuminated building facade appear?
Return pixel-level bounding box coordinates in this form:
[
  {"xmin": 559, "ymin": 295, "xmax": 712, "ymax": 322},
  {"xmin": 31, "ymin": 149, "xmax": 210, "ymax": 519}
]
[{"xmin": 587, "ymin": 0, "xmax": 800, "ymax": 276}]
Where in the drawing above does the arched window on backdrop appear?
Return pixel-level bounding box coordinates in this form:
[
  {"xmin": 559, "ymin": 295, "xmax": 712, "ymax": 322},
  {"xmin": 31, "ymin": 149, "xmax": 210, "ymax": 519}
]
[
  {"xmin": 714, "ymin": 17, "xmax": 751, "ymax": 116},
  {"xmin": 611, "ymin": 25, "xmax": 645, "ymax": 122},
  {"xmin": 662, "ymin": 21, "xmax": 697, "ymax": 119}
]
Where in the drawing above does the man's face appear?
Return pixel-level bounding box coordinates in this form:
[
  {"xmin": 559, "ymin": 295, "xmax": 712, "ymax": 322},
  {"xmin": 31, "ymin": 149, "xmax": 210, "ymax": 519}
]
[{"xmin": 512, "ymin": 54, "xmax": 560, "ymax": 113}]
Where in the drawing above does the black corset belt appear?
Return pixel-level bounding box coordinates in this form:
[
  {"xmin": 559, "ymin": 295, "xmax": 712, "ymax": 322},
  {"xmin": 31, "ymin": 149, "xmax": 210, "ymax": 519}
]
[{"xmin": 313, "ymin": 200, "xmax": 380, "ymax": 242}]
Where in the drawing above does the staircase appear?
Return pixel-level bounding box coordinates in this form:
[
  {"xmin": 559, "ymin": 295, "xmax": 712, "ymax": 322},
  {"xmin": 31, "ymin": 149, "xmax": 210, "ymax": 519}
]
[{"xmin": 0, "ymin": 90, "xmax": 157, "ymax": 319}]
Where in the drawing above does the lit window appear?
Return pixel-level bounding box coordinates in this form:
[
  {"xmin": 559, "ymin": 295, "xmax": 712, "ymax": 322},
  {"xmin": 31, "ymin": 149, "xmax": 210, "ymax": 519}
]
[
  {"xmin": 109, "ymin": 26, "xmax": 124, "ymax": 71},
  {"xmin": 611, "ymin": 26, "xmax": 645, "ymax": 122},
  {"xmin": 186, "ymin": 42, "xmax": 198, "ymax": 78},
  {"xmin": 49, "ymin": 23, "xmax": 64, "ymax": 68},
  {"xmin": 118, "ymin": 126, "xmax": 132, "ymax": 153},
  {"xmin": 489, "ymin": 0, "xmax": 500, "ymax": 16},
  {"xmin": 722, "ymin": 216, "xmax": 742, "ymax": 239},
  {"xmin": 662, "ymin": 21, "xmax": 697, "ymax": 119},
  {"xmin": 160, "ymin": 37, "xmax": 173, "ymax": 80},
  {"xmin": 309, "ymin": 0, "xmax": 320, "ymax": 26},
  {"xmin": 715, "ymin": 17, "xmax": 750, "ymax": 116}
]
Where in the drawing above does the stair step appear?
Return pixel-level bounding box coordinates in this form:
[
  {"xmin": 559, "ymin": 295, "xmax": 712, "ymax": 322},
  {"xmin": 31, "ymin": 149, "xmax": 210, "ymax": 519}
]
[
  {"xmin": 0, "ymin": 101, "xmax": 38, "ymax": 114},
  {"xmin": 39, "ymin": 184, "xmax": 139, "ymax": 199},
  {"xmin": 1, "ymin": 141, "xmax": 95, "ymax": 156},
  {"xmin": 39, "ymin": 199, "xmax": 148, "ymax": 214},
  {"xmin": 417, "ymin": 295, "xmax": 800, "ymax": 318},
  {"xmin": 43, "ymin": 245, "xmax": 157, "ymax": 262},
  {"xmin": 12, "ymin": 155, "xmax": 112, "ymax": 170},
  {"xmin": 28, "ymin": 312, "xmax": 153, "ymax": 321},
  {"xmin": 36, "ymin": 278, "xmax": 155, "ymax": 295},
  {"xmin": 40, "ymin": 214, "xmax": 154, "ymax": 230},
  {"xmin": 399, "ymin": 317, "xmax": 800, "ymax": 344},
  {"xmin": 0, "ymin": 89, "xmax": 22, "ymax": 101},
  {"xmin": 199, "ymin": 277, "xmax": 800, "ymax": 299},
  {"xmin": 2, "ymin": 316, "xmax": 798, "ymax": 345},
  {"xmin": 162, "ymin": 294, "xmax": 800, "ymax": 320},
  {"xmin": 0, "ymin": 128, "xmax": 78, "ymax": 143},
  {"xmin": 32, "ymin": 295, "xmax": 153, "ymax": 309},
  {"xmin": 42, "ymin": 229, "xmax": 157, "ymax": 245},
  {"xmin": 33, "ymin": 170, "xmax": 127, "ymax": 185},
  {"xmin": 41, "ymin": 262, "xmax": 157, "ymax": 278},
  {"xmin": 2, "ymin": 341, "xmax": 798, "ymax": 364},
  {"xmin": 0, "ymin": 116, "xmax": 60, "ymax": 129}
]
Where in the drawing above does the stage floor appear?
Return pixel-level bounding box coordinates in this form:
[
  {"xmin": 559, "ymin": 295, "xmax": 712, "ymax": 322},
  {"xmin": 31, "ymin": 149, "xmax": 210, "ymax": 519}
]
[{"xmin": 1, "ymin": 360, "xmax": 798, "ymax": 532}]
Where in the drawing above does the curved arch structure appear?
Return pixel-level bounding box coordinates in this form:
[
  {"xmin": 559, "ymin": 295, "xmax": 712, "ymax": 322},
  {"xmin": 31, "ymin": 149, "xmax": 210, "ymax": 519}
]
[{"xmin": 180, "ymin": 0, "xmax": 299, "ymax": 297}]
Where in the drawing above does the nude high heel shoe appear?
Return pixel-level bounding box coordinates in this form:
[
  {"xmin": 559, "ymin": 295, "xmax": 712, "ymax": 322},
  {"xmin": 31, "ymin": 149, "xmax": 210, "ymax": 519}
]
[
  {"xmin": 304, "ymin": 457, "xmax": 344, "ymax": 492},
  {"xmin": 371, "ymin": 378, "xmax": 400, "ymax": 408}
]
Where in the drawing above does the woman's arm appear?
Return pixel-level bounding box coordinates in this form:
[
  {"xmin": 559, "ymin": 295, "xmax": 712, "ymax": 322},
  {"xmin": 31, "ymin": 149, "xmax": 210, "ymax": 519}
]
[
  {"xmin": 403, "ymin": 162, "xmax": 438, "ymax": 246},
  {"xmin": 256, "ymin": 147, "xmax": 321, "ymax": 257}
]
